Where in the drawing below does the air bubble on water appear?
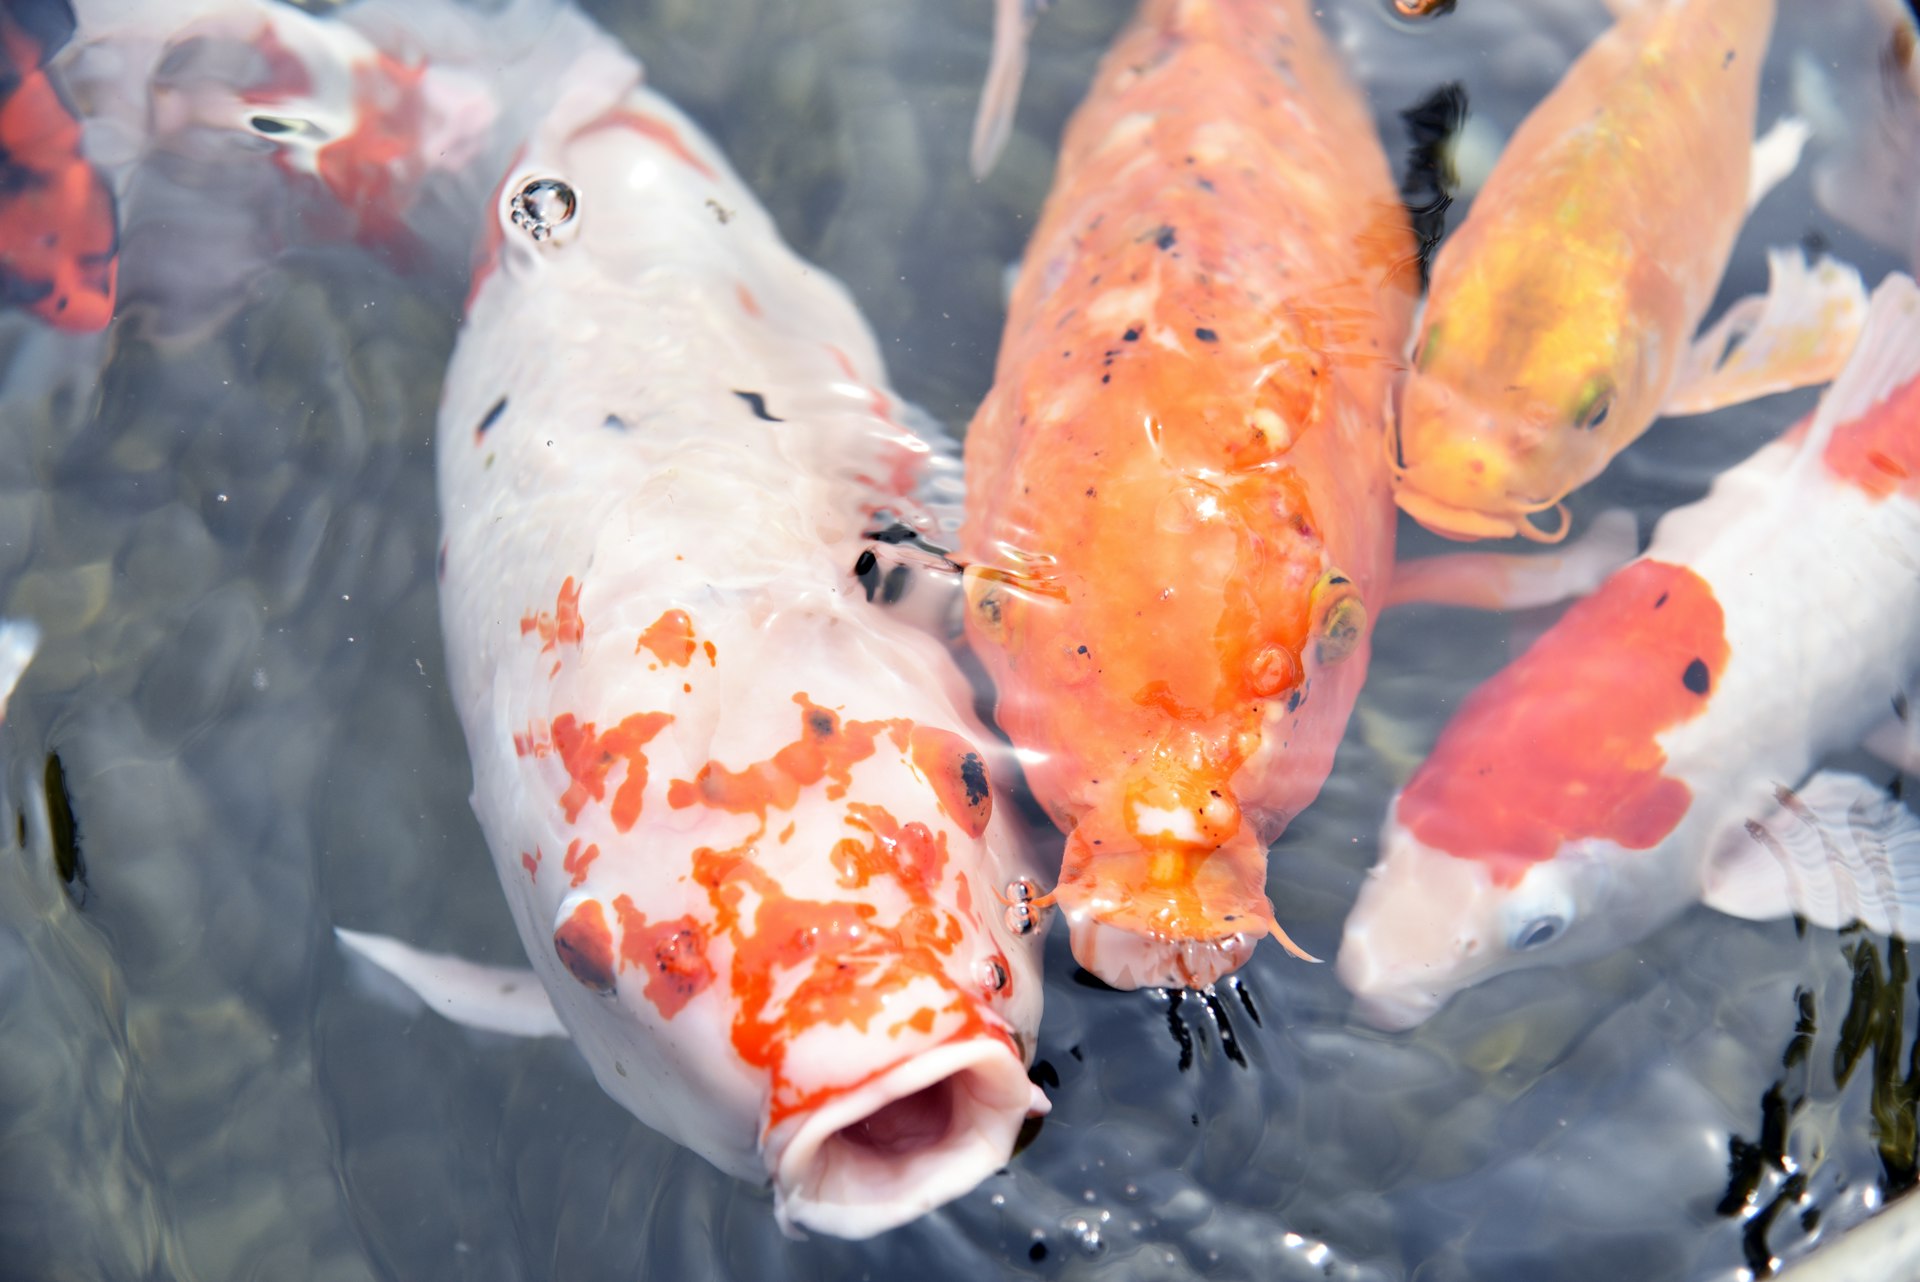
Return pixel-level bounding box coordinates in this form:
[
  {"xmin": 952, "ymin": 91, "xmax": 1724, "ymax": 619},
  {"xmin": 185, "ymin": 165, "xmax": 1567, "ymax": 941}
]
[{"xmin": 1065, "ymin": 1217, "xmax": 1105, "ymax": 1257}]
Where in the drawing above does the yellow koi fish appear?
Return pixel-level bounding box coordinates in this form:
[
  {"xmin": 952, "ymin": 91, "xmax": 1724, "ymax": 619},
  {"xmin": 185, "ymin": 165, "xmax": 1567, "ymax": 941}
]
[{"xmin": 1390, "ymin": 0, "xmax": 1864, "ymax": 541}]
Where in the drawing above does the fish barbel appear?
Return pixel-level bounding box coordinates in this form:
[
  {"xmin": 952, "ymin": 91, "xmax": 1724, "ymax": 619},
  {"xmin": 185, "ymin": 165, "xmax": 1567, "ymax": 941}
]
[{"xmin": 962, "ymin": 0, "xmax": 1417, "ymax": 989}]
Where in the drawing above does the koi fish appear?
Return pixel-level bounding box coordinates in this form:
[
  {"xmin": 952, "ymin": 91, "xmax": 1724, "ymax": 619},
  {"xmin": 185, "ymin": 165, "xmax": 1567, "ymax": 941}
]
[
  {"xmin": 1390, "ymin": 0, "xmax": 1865, "ymax": 541},
  {"xmin": 1339, "ymin": 272, "xmax": 1920, "ymax": 1030},
  {"xmin": 328, "ymin": 29, "xmax": 1045, "ymax": 1242},
  {"xmin": 961, "ymin": 0, "xmax": 1418, "ymax": 988}
]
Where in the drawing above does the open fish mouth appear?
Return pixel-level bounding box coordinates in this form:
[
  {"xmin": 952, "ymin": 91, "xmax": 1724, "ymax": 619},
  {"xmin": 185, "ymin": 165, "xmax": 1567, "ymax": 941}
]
[
  {"xmin": 767, "ymin": 1035, "xmax": 1046, "ymax": 1239},
  {"xmin": 1391, "ymin": 483, "xmax": 1571, "ymax": 543}
]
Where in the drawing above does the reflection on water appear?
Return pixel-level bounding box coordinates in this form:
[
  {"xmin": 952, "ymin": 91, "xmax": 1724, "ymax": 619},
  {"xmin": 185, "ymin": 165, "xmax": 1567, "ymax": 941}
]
[{"xmin": 1, "ymin": 0, "xmax": 1917, "ymax": 1278}]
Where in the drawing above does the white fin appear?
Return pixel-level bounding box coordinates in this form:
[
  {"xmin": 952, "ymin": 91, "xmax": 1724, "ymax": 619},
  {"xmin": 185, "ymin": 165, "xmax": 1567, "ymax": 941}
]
[
  {"xmin": 0, "ymin": 619, "xmax": 40, "ymax": 725},
  {"xmin": 334, "ymin": 927, "xmax": 567, "ymax": 1039},
  {"xmin": 1790, "ymin": 271, "xmax": 1920, "ymax": 467},
  {"xmin": 1747, "ymin": 115, "xmax": 1811, "ymax": 212},
  {"xmin": 969, "ymin": 0, "xmax": 1046, "ymax": 179},
  {"xmin": 1386, "ymin": 508, "xmax": 1638, "ymax": 611},
  {"xmin": 1702, "ymin": 771, "xmax": 1920, "ymax": 936},
  {"xmin": 1663, "ymin": 249, "xmax": 1869, "ymax": 418}
]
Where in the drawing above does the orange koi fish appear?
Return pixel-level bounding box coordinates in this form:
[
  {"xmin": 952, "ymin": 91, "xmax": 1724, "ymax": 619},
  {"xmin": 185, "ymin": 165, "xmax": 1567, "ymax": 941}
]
[
  {"xmin": 1390, "ymin": 0, "xmax": 1864, "ymax": 541},
  {"xmin": 962, "ymin": 0, "xmax": 1418, "ymax": 988}
]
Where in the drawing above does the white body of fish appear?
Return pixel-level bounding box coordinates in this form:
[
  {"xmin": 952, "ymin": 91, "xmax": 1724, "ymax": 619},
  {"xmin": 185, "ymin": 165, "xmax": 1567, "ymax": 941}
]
[
  {"xmin": 1339, "ymin": 275, "xmax": 1920, "ymax": 1030},
  {"xmin": 431, "ymin": 36, "xmax": 1046, "ymax": 1240}
]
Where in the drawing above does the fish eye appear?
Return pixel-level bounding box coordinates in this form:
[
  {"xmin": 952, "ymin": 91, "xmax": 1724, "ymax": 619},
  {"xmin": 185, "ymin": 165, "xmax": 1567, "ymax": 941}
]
[
  {"xmin": 1571, "ymin": 376, "xmax": 1614, "ymax": 431},
  {"xmin": 1511, "ymin": 915, "xmax": 1565, "ymax": 951}
]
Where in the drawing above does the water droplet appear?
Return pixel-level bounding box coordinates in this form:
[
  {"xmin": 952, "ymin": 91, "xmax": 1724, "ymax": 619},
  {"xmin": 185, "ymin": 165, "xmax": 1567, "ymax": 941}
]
[{"xmin": 511, "ymin": 178, "xmax": 578, "ymax": 243}]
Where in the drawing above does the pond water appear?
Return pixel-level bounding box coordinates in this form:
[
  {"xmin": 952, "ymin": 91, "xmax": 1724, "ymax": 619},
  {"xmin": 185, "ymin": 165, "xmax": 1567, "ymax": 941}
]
[{"xmin": 1, "ymin": 0, "xmax": 1916, "ymax": 1279}]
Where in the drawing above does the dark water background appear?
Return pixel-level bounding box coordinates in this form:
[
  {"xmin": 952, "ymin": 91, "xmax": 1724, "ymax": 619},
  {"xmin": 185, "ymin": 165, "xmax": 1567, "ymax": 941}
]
[{"xmin": 1, "ymin": 0, "xmax": 1916, "ymax": 1278}]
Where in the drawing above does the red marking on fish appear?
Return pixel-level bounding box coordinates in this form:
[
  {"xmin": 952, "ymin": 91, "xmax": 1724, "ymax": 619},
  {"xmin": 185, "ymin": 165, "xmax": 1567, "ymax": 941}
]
[
  {"xmin": 314, "ymin": 53, "xmax": 429, "ymax": 250},
  {"xmin": 520, "ymin": 577, "xmax": 584, "ymax": 652},
  {"xmin": 612, "ymin": 895, "xmax": 714, "ymax": 1019},
  {"xmin": 521, "ymin": 847, "xmax": 541, "ymax": 881},
  {"xmin": 553, "ymin": 898, "xmax": 616, "ymax": 992},
  {"xmin": 908, "ymin": 726, "xmax": 994, "ymax": 839},
  {"xmin": 572, "ymin": 105, "xmax": 717, "ymax": 180},
  {"xmin": 702, "ymin": 640, "xmax": 717, "ymax": 667},
  {"xmin": 0, "ymin": 18, "xmax": 117, "ymax": 331},
  {"xmin": 735, "ymin": 283, "xmax": 762, "ymax": 317},
  {"xmin": 667, "ymin": 694, "xmax": 908, "ymax": 828},
  {"xmin": 691, "ymin": 807, "xmax": 1002, "ymax": 1129},
  {"xmin": 561, "ymin": 837, "xmax": 600, "ymax": 887},
  {"xmin": 636, "ymin": 609, "xmax": 697, "ymax": 667},
  {"xmin": 1824, "ymin": 373, "xmax": 1920, "ymax": 500},
  {"xmin": 1397, "ymin": 560, "xmax": 1728, "ymax": 882},
  {"xmin": 552, "ymin": 710, "xmax": 674, "ymax": 830},
  {"xmin": 512, "ymin": 722, "xmax": 552, "ymax": 757},
  {"xmin": 238, "ymin": 26, "xmax": 316, "ymax": 105}
]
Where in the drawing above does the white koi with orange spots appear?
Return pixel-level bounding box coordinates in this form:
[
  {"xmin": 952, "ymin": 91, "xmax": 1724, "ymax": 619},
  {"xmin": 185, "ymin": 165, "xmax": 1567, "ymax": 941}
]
[
  {"xmin": 425, "ymin": 39, "xmax": 1046, "ymax": 1240},
  {"xmin": 1340, "ymin": 274, "xmax": 1920, "ymax": 1030}
]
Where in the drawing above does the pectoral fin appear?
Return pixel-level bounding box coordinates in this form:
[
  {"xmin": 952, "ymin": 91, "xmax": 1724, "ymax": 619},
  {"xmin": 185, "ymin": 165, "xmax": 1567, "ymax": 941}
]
[
  {"xmin": 1386, "ymin": 508, "xmax": 1638, "ymax": 612},
  {"xmin": 335, "ymin": 927, "xmax": 567, "ymax": 1038},
  {"xmin": 1663, "ymin": 249, "xmax": 1869, "ymax": 418},
  {"xmin": 1747, "ymin": 115, "xmax": 1812, "ymax": 212},
  {"xmin": 969, "ymin": 0, "xmax": 1047, "ymax": 179},
  {"xmin": 1701, "ymin": 771, "xmax": 1920, "ymax": 936}
]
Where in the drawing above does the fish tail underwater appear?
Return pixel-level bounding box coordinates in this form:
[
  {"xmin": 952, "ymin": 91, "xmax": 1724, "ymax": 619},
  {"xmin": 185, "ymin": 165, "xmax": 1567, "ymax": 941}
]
[{"xmin": 4, "ymin": 0, "xmax": 1920, "ymax": 1276}]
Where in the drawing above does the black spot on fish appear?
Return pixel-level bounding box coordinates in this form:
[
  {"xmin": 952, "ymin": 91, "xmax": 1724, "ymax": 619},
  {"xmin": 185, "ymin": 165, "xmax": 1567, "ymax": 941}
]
[
  {"xmin": 1076, "ymin": 645, "xmax": 1089, "ymax": 655},
  {"xmin": 1154, "ymin": 225, "xmax": 1177, "ymax": 251},
  {"xmin": 1285, "ymin": 687, "xmax": 1304, "ymax": 713},
  {"xmin": 248, "ymin": 115, "xmax": 295, "ymax": 135},
  {"xmin": 1654, "ymin": 592, "xmax": 1669, "ymax": 609},
  {"xmin": 732, "ymin": 390, "xmax": 782, "ymax": 422},
  {"xmin": 1683, "ymin": 658, "xmax": 1711, "ymax": 696},
  {"xmin": 959, "ymin": 752, "xmax": 989, "ymax": 808},
  {"xmin": 602, "ymin": 413, "xmax": 627, "ymax": 431},
  {"xmin": 806, "ymin": 710, "xmax": 835, "ymax": 739},
  {"xmin": 1196, "ymin": 176, "xmax": 1216, "ymax": 192},
  {"xmin": 1028, "ymin": 1242, "xmax": 1049, "ymax": 1263},
  {"xmin": 853, "ymin": 548, "xmax": 879, "ymax": 600},
  {"xmin": 880, "ymin": 563, "xmax": 911, "ymax": 606},
  {"xmin": 1722, "ymin": 48, "xmax": 1735, "ymax": 69},
  {"xmin": 475, "ymin": 396, "xmax": 507, "ymax": 438},
  {"xmin": 44, "ymin": 750, "xmax": 86, "ymax": 904},
  {"xmin": 868, "ymin": 522, "xmax": 918, "ymax": 545},
  {"xmin": 1397, "ymin": 82, "xmax": 1468, "ymax": 289},
  {"xmin": 1194, "ymin": 327, "xmax": 1218, "ymax": 343},
  {"xmin": 1122, "ymin": 326, "xmax": 1140, "ymax": 342}
]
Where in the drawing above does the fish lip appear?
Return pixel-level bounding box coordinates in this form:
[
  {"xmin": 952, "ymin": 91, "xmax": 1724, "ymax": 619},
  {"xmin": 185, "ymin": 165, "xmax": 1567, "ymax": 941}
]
[
  {"xmin": 1057, "ymin": 900, "xmax": 1266, "ymax": 990},
  {"xmin": 765, "ymin": 1034, "xmax": 1037, "ymax": 1240},
  {"xmin": 1390, "ymin": 484, "xmax": 1569, "ymax": 543}
]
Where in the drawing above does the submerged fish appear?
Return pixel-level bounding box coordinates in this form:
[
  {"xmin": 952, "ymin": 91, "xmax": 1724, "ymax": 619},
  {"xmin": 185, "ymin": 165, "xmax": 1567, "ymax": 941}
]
[
  {"xmin": 962, "ymin": 0, "xmax": 1417, "ymax": 988},
  {"xmin": 1390, "ymin": 0, "xmax": 1862, "ymax": 541},
  {"xmin": 1340, "ymin": 273, "xmax": 1920, "ymax": 1029},
  {"xmin": 29, "ymin": 0, "xmax": 1048, "ymax": 1240}
]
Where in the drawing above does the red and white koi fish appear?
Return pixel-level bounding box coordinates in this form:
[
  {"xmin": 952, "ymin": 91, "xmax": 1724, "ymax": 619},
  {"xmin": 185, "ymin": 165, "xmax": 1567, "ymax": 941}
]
[
  {"xmin": 1339, "ymin": 273, "xmax": 1920, "ymax": 1030},
  {"xmin": 961, "ymin": 0, "xmax": 1417, "ymax": 988},
  {"xmin": 20, "ymin": 0, "xmax": 1049, "ymax": 1239},
  {"xmin": 341, "ymin": 33, "xmax": 1045, "ymax": 1241},
  {"xmin": 1388, "ymin": 0, "xmax": 1866, "ymax": 542}
]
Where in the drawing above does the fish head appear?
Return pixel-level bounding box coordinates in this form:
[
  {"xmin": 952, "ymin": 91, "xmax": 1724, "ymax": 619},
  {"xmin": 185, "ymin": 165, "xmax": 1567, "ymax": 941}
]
[
  {"xmin": 1393, "ymin": 253, "xmax": 1657, "ymax": 542},
  {"xmin": 1336, "ymin": 818, "xmax": 1640, "ymax": 1029}
]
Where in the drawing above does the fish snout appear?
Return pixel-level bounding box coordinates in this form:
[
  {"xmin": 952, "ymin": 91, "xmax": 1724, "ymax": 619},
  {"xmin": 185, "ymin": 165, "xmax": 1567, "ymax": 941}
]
[{"xmin": 1391, "ymin": 375, "xmax": 1550, "ymax": 541}]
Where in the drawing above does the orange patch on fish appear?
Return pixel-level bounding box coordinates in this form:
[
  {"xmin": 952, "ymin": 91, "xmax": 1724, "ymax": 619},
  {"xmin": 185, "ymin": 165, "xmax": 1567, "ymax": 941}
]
[
  {"xmin": 1397, "ymin": 559, "xmax": 1728, "ymax": 881},
  {"xmin": 562, "ymin": 837, "xmax": 600, "ymax": 887},
  {"xmin": 520, "ymin": 576, "xmax": 584, "ymax": 652},
  {"xmin": 908, "ymin": 726, "xmax": 993, "ymax": 838},
  {"xmin": 1824, "ymin": 374, "xmax": 1920, "ymax": 500},
  {"xmin": 314, "ymin": 53, "xmax": 429, "ymax": 250},
  {"xmin": 521, "ymin": 847, "xmax": 541, "ymax": 881},
  {"xmin": 692, "ymin": 813, "xmax": 1003, "ymax": 1129},
  {"xmin": 636, "ymin": 609, "xmax": 697, "ymax": 667},
  {"xmin": 612, "ymin": 895, "xmax": 714, "ymax": 1019},
  {"xmin": 551, "ymin": 709, "xmax": 674, "ymax": 830},
  {"xmin": 667, "ymin": 694, "xmax": 908, "ymax": 827},
  {"xmin": 0, "ymin": 17, "xmax": 117, "ymax": 331},
  {"xmin": 553, "ymin": 898, "xmax": 616, "ymax": 992}
]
